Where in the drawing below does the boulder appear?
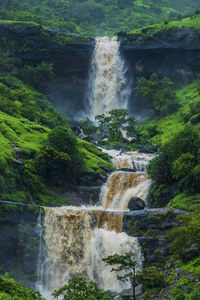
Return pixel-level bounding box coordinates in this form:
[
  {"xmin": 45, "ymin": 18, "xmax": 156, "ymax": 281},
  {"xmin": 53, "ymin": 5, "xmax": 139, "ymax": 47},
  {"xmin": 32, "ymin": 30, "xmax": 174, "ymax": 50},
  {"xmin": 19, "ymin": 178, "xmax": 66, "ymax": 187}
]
[
  {"xmin": 128, "ymin": 197, "xmax": 146, "ymax": 211},
  {"xmin": 139, "ymin": 145, "xmax": 158, "ymax": 154}
]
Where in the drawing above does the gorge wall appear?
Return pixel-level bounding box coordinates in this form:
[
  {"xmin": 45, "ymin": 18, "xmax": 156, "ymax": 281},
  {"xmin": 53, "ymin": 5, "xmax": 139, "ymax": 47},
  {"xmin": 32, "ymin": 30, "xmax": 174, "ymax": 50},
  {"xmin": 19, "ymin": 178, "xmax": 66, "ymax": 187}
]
[{"xmin": 1, "ymin": 22, "xmax": 200, "ymax": 119}]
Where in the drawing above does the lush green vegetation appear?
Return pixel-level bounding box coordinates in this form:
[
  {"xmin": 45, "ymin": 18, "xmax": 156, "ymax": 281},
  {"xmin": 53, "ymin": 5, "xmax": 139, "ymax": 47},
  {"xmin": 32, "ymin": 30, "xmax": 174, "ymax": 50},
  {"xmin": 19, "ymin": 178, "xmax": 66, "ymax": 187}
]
[
  {"xmin": 52, "ymin": 278, "xmax": 119, "ymax": 300},
  {"xmin": 0, "ymin": 0, "xmax": 199, "ymax": 35},
  {"xmin": 0, "ymin": 273, "xmax": 44, "ymax": 300},
  {"xmin": 124, "ymin": 13, "xmax": 200, "ymax": 42},
  {"xmin": 96, "ymin": 109, "xmax": 136, "ymax": 141},
  {"xmin": 135, "ymin": 74, "xmax": 178, "ymax": 116},
  {"xmin": 0, "ymin": 72, "xmax": 112, "ymax": 205}
]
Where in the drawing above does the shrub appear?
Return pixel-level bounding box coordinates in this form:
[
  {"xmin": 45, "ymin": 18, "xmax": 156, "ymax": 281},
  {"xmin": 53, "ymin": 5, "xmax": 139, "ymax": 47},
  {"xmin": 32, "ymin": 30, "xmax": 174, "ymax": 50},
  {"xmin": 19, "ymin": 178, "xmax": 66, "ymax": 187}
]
[
  {"xmin": 172, "ymin": 153, "xmax": 195, "ymax": 180},
  {"xmin": 19, "ymin": 62, "xmax": 54, "ymax": 87},
  {"xmin": 0, "ymin": 273, "xmax": 44, "ymax": 300},
  {"xmin": 37, "ymin": 126, "xmax": 85, "ymax": 186}
]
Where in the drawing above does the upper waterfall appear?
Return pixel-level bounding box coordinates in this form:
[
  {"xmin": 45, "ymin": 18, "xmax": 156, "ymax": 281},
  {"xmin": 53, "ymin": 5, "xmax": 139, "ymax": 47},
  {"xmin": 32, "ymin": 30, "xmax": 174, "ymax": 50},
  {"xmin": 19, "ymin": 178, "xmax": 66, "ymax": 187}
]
[{"xmin": 88, "ymin": 36, "xmax": 130, "ymax": 121}]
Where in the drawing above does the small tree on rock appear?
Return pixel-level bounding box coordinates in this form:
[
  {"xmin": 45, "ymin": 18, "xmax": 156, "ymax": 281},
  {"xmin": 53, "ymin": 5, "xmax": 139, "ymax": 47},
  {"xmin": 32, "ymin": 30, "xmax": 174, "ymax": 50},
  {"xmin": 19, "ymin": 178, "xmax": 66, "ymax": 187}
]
[
  {"xmin": 95, "ymin": 109, "xmax": 136, "ymax": 141},
  {"xmin": 103, "ymin": 252, "xmax": 139, "ymax": 300}
]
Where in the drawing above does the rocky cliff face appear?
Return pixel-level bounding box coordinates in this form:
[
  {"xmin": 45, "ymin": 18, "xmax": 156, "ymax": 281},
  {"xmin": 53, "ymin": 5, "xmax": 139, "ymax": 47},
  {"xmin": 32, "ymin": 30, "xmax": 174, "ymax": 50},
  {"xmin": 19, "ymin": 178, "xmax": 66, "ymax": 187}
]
[
  {"xmin": 0, "ymin": 22, "xmax": 94, "ymax": 119},
  {"xmin": 119, "ymin": 29, "xmax": 200, "ymax": 115},
  {"xmin": 0, "ymin": 202, "xmax": 40, "ymax": 288},
  {"xmin": 1, "ymin": 22, "xmax": 199, "ymax": 119}
]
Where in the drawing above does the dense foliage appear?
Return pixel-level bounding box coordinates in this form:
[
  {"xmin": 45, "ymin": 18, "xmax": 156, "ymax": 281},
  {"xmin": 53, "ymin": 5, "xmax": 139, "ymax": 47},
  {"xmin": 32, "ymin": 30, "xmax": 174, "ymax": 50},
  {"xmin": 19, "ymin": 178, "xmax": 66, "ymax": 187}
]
[
  {"xmin": 166, "ymin": 214, "xmax": 200, "ymax": 258},
  {"xmin": 147, "ymin": 126, "xmax": 200, "ymax": 207},
  {"xmin": 52, "ymin": 278, "xmax": 119, "ymax": 300},
  {"xmin": 96, "ymin": 109, "xmax": 136, "ymax": 141},
  {"xmin": 103, "ymin": 252, "xmax": 165, "ymax": 300},
  {"xmin": 0, "ymin": 273, "xmax": 44, "ymax": 300},
  {"xmin": 36, "ymin": 126, "xmax": 85, "ymax": 186},
  {"xmin": 135, "ymin": 73, "xmax": 178, "ymax": 116},
  {"xmin": 0, "ymin": 0, "xmax": 199, "ymax": 35}
]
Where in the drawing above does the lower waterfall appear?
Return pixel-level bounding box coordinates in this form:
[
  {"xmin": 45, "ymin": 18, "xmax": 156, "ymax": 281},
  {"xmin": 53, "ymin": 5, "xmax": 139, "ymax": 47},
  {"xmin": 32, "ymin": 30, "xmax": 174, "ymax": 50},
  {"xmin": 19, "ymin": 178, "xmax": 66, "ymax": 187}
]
[{"xmin": 36, "ymin": 151, "xmax": 153, "ymax": 299}]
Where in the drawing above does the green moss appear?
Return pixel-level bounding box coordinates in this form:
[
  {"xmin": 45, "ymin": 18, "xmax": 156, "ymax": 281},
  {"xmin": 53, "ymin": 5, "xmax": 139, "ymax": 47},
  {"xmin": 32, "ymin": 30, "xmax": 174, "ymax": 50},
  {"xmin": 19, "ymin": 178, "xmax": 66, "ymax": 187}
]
[
  {"xmin": 0, "ymin": 112, "xmax": 49, "ymax": 160},
  {"xmin": 78, "ymin": 139, "xmax": 113, "ymax": 173},
  {"xmin": 167, "ymin": 193, "xmax": 200, "ymax": 212}
]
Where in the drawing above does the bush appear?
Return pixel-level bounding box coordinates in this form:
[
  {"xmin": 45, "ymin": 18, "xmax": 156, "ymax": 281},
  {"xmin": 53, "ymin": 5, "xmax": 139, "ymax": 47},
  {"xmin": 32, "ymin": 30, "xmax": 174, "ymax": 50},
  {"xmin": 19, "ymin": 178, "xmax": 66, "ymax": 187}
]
[
  {"xmin": 172, "ymin": 153, "xmax": 195, "ymax": 180},
  {"xmin": 52, "ymin": 278, "xmax": 118, "ymax": 300},
  {"xmin": 135, "ymin": 73, "xmax": 178, "ymax": 115},
  {"xmin": 148, "ymin": 126, "xmax": 200, "ymax": 190},
  {"xmin": 139, "ymin": 267, "xmax": 166, "ymax": 289},
  {"xmin": 0, "ymin": 273, "xmax": 44, "ymax": 300},
  {"xmin": 37, "ymin": 126, "xmax": 85, "ymax": 186},
  {"xmin": 19, "ymin": 62, "xmax": 54, "ymax": 87},
  {"xmin": 166, "ymin": 214, "xmax": 200, "ymax": 258}
]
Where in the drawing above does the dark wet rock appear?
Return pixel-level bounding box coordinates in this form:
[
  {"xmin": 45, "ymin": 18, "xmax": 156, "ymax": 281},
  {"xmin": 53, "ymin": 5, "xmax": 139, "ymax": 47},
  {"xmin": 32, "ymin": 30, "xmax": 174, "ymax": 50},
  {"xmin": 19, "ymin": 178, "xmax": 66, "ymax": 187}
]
[
  {"xmin": 119, "ymin": 168, "xmax": 137, "ymax": 173},
  {"xmin": 0, "ymin": 22, "xmax": 94, "ymax": 119},
  {"xmin": 113, "ymin": 143, "xmax": 129, "ymax": 152},
  {"xmin": 128, "ymin": 197, "xmax": 146, "ymax": 211},
  {"xmin": 65, "ymin": 186, "xmax": 101, "ymax": 206},
  {"xmin": 181, "ymin": 244, "xmax": 200, "ymax": 262},
  {"xmin": 139, "ymin": 145, "xmax": 158, "ymax": 154},
  {"xmin": 123, "ymin": 208, "xmax": 185, "ymax": 262},
  {"xmin": 0, "ymin": 203, "xmax": 40, "ymax": 288},
  {"xmin": 123, "ymin": 208, "xmax": 184, "ymax": 236},
  {"xmin": 138, "ymin": 237, "xmax": 169, "ymax": 263},
  {"xmin": 119, "ymin": 29, "xmax": 200, "ymax": 51},
  {"xmin": 78, "ymin": 171, "xmax": 108, "ymax": 187}
]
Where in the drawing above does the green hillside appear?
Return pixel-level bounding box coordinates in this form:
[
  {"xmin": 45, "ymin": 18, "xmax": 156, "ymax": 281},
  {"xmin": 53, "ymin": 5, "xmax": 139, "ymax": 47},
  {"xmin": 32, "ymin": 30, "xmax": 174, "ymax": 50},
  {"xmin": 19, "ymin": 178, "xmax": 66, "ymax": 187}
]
[
  {"xmin": 0, "ymin": 0, "xmax": 199, "ymax": 35},
  {"xmin": 0, "ymin": 75, "xmax": 112, "ymax": 206}
]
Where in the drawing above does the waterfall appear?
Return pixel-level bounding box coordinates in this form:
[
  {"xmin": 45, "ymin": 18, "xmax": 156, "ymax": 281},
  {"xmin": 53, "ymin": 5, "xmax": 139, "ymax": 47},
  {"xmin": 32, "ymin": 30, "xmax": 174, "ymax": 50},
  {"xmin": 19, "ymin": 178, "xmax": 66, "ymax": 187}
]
[
  {"xmin": 88, "ymin": 37, "xmax": 130, "ymax": 121},
  {"xmin": 36, "ymin": 149, "xmax": 154, "ymax": 299},
  {"xmin": 101, "ymin": 148, "xmax": 155, "ymax": 171},
  {"xmin": 100, "ymin": 171, "xmax": 152, "ymax": 210},
  {"xmin": 37, "ymin": 207, "xmax": 143, "ymax": 299}
]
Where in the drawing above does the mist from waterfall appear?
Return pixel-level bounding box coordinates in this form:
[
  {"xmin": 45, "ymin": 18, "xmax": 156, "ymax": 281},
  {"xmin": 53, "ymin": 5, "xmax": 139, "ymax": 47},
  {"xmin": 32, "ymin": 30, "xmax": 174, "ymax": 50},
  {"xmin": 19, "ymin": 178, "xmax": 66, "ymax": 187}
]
[{"xmin": 88, "ymin": 37, "xmax": 131, "ymax": 121}]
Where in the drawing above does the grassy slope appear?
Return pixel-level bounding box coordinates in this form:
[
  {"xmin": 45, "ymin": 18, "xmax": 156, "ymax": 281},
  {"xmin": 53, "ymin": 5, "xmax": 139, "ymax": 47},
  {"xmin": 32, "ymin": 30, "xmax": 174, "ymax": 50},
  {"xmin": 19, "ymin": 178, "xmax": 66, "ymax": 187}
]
[
  {"xmin": 0, "ymin": 111, "xmax": 112, "ymax": 173},
  {"xmin": 0, "ymin": 112, "xmax": 49, "ymax": 160},
  {"xmin": 139, "ymin": 80, "xmax": 200, "ymax": 145},
  {"xmin": 125, "ymin": 15, "xmax": 200, "ymax": 43},
  {"xmin": 139, "ymin": 80, "xmax": 200, "ymax": 212},
  {"xmin": 0, "ymin": 75, "xmax": 112, "ymax": 205},
  {"xmin": 0, "ymin": 0, "xmax": 199, "ymax": 35}
]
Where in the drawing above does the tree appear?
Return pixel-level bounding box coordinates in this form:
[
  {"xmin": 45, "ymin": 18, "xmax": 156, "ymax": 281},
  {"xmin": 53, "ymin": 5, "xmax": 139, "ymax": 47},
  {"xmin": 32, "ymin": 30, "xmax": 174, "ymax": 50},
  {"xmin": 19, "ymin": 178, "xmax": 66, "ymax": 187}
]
[
  {"xmin": 172, "ymin": 153, "xmax": 195, "ymax": 180},
  {"xmin": 0, "ymin": 273, "xmax": 44, "ymax": 300},
  {"xmin": 147, "ymin": 125, "xmax": 200, "ymax": 185},
  {"xmin": 19, "ymin": 61, "xmax": 54, "ymax": 87},
  {"xmin": 166, "ymin": 214, "xmax": 200, "ymax": 259},
  {"xmin": 52, "ymin": 278, "xmax": 119, "ymax": 300},
  {"xmin": 36, "ymin": 126, "xmax": 85, "ymax": 186},
  {"xmin": 103, "ymin": 252, "xmax": 165, "ymax": 300},
  {"xmin": 135, "ymin": 73, "xmax": 178, "ymax": 115},
  {"xmin": 95, "ymin": 109, "xmax": 135, "ymax": 141},
  {"xmin": 103, "ymin": 252, "xmax": 138, "ymax": 300}
]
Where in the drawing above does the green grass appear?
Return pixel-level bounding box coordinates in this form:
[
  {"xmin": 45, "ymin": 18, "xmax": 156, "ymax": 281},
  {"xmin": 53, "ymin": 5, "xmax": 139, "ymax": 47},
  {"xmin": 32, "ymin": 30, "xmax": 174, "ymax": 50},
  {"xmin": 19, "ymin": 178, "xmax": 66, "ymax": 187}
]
[
  {"xmin": 139, "ymin": 80, "xmax": 200, "ymax": 146},
  {"xmin": 167, "ymin": 193, "xmax": 200, "ymax": 212},
  {"xmin": 0, "ymin": 112, "xmax": 49, "ymax": 160},
  {"xmin": 128, "ymin": 15, "xmax": 200, "ymax": 41},
  {"xmin": 78, "ymin": 139, "xmax": 113, "ymax": 173},
  {"xmin": 0, "ymin": 19, "xmax": 39, "ymax": 26}
]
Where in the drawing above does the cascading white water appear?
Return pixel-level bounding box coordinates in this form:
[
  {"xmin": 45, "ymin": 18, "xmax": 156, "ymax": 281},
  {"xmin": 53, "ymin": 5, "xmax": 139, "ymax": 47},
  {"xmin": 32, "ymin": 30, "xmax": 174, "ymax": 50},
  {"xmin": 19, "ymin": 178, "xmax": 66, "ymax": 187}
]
[
  {"xmin": 88, "ymin": 37, "xmax": 130, "ymax": 121},
  {"xmin": 37, "ymin": 207, "xmax": 143, "ymax": 299},
  {"xmin": 36, "ymin": 150, "xmax": 154, "ymax": 299},
  {"xmin": 101, "ymin": 148, "xmax": 155, "ymax": 171},
  {"xmin": 36, "ymin": 36, "xmax": 153, "ymax": 298}
]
